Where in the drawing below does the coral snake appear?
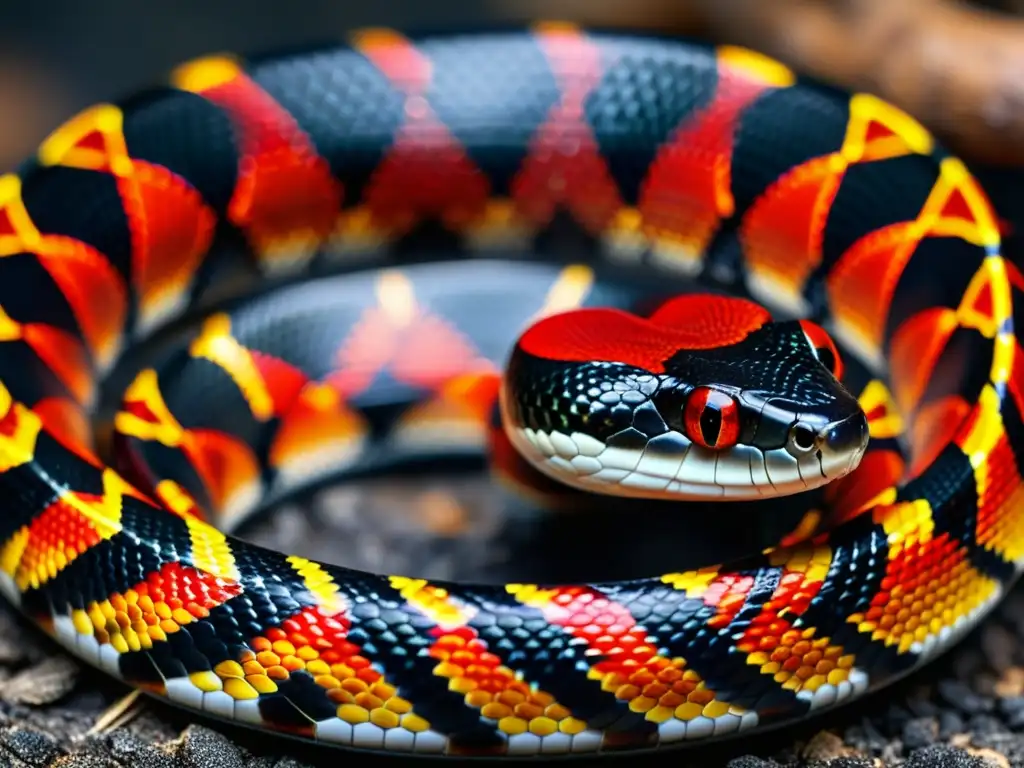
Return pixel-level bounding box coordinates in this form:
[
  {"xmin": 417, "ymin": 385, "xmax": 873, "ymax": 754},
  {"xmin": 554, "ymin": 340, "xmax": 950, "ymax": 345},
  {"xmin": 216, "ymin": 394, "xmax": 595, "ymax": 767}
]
[{"xmin": 0, "ymin": 21, "xmax": 1021, "ymax": 759}]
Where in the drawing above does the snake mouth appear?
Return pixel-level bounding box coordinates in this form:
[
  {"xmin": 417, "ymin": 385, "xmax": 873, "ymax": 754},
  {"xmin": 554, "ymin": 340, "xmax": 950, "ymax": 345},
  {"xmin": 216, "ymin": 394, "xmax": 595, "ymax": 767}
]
[{"xmin": 508, "ymin": 425, "xmax": 853, "ymax": 501}]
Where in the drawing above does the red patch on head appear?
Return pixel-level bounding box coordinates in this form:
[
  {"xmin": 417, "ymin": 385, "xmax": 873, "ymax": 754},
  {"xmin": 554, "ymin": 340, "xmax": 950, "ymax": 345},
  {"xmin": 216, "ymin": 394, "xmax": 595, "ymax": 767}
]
[{"xmin": 517, "ymin": 293, "xmax": 771, "ymax": 372}]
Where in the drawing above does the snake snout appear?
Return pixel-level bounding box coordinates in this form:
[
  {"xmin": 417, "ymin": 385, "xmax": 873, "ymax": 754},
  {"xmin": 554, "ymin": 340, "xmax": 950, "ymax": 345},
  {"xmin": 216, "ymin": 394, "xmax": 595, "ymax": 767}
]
[
  {"xmin": 825, "ymin": 412, "xmax": 870, "ymax": 456},
  {"xmin": 796, "ymin": 411, "xmax": 870, "ymax": 479}
]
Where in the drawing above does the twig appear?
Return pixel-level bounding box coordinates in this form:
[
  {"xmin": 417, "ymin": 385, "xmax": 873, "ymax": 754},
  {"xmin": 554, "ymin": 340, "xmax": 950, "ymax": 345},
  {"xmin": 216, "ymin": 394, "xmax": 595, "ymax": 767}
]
[{"xmin": 87, "ymin": 689, "xmax": 145, "ymax": 736}]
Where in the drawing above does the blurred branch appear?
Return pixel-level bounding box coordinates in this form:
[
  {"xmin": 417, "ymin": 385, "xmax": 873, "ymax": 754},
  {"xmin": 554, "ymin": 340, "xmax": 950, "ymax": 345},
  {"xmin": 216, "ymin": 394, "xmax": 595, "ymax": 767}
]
[
  {"xmin": 0, "ymin": 54, "xmax": 70, "ymax": 172},
  {"xmin": 695, "ymin": 0, "xmax": 1024, "ymax": 167}
]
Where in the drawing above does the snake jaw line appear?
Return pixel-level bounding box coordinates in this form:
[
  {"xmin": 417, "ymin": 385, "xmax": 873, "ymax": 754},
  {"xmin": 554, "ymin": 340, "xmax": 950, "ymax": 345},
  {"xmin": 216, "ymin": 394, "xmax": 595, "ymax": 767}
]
[{"xmin": 509, "ymin": 423, "xmax": 853, "ymax": 501}]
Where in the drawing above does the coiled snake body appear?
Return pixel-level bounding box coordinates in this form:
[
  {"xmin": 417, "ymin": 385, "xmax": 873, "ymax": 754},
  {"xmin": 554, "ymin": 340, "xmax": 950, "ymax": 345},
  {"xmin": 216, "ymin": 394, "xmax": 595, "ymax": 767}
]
[{"xmin": 0, "ymin": 23, "xmax": 1021, "ymax": 758}]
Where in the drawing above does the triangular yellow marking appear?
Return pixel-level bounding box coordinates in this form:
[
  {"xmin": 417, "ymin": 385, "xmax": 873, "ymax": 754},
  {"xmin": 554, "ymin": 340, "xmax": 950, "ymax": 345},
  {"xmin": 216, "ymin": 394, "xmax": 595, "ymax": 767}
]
[
  {"xmin": 956, "ymin": 258, "xmax": 1007, "ymax": 339},
  {"xmin": 114, "ymin": 368, "xmax": 186, "ymax": 447},
  {"xmin": 842, "ymin": 94, "xmax": 933, "ymax": 163},
  {"xmin": 188, "ymin": 314, "xmax": 275, "ymax": 422},
  {"xmin": 37, "ymin": 104, "xmax": 132, "ymax": 176}
]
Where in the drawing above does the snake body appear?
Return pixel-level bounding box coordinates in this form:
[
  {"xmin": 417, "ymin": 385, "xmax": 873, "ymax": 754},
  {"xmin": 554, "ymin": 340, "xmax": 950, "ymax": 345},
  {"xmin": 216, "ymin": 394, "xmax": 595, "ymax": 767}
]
[{"xmin": 0, "ymin": 24, "xmax": 1022, "ymax": 758}]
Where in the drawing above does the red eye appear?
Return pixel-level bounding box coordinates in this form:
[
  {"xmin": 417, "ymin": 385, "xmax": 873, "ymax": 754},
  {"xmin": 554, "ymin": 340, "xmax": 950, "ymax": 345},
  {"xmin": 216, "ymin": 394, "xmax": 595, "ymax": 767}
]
[
  {"xmin": 799, "ymin": 320, "xmax": 844, "ymax": 381},
  {"xmin": 683, "ymin": 386, "xmax": 740, "ymax": 450}
]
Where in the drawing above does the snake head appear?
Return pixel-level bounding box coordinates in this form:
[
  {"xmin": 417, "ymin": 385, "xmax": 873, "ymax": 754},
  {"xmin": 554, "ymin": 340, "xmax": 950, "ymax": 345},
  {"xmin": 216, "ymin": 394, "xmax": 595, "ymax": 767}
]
[{"xmin": 500, "ymin": 293, "xmax": 869, "ymax": 501}]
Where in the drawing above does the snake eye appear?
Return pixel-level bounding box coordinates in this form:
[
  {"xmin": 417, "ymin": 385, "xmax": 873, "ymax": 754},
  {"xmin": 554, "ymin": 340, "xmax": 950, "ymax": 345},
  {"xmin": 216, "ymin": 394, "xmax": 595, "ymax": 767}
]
[
  {"xmin": 799, "ymin": 320, "xmax": 844, "ymax": 381},
  {"xmin": 683, "ymin": 386, "xmax": 740, "ymax": 450}
]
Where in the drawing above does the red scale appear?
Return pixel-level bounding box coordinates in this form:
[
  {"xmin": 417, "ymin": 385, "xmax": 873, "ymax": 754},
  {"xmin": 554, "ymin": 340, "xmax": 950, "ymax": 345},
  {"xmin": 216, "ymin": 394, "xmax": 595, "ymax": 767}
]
[
  {"xmin": 734, "ymin": 570, "xmax": 826, "ymax": 655},
  {"xmin": 827, "ymin": 169, "xmax": 988, "ymax": 355},
  {"xmin": 354, "ymin": 32, "xmax": 492, "ymax": 236},
  {"xmin": 192, "ymin": 72, "xmax": 342, "ymax": 265},
  {"xmin": 132, "ymin": 561, "xmax": 242, "ymax": 617},
  {"xmin": 37, "ymin": 110, "xmax": 217, "ymax": 340},
  {"xmin": 0, "ymin": 190, "xmax": 127, "ymax": 374},
  {"xmin": 637, "ymin": 67, "xmax": 771, "ymax": 260},
  {"xmin": 118, "ymin": 161, "xmax": 216, "ymax": 330},
  {"xmin": 510, "ymin": 29, "xmax": 621, "ymax": 236}
]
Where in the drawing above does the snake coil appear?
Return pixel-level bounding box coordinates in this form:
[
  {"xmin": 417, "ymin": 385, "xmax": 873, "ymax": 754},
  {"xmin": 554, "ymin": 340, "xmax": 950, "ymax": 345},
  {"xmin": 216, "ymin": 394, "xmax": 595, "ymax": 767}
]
[{"xmin": 0, "ymin": 24, "xmax": 1020, "ymax": 759}]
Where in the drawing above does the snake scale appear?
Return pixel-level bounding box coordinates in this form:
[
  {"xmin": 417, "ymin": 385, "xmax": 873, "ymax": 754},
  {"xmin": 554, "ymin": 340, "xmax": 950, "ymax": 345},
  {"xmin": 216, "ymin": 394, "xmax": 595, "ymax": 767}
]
[{"xmin": 0, "ymin": 22, "xmax": 1021, "ymax": 759}]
